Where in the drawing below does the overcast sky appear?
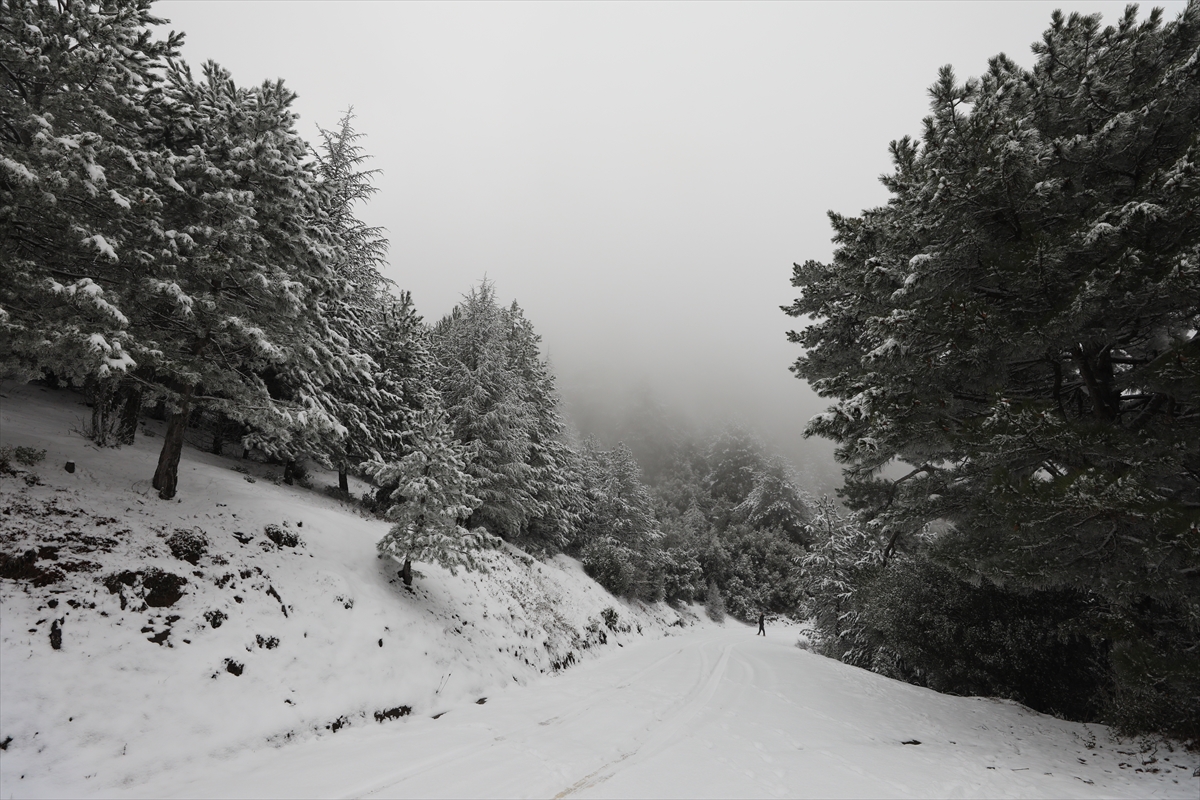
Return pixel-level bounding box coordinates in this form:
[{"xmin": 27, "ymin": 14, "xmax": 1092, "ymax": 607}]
[{"xmin": 156, "ymin": 0, "xmax": 1186, "ymax": 492}]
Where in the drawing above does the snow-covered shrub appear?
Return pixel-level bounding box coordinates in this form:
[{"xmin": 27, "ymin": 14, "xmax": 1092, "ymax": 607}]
[
  {"xmin": 600, "ymin": 607, "xmax": 620, "ymax": 631},
  {"xmin": 263, "ymin": 524, "xmax": 302, "ymax": 549},
  {"xmin": 0, "ymin": 446, "xmax": 46, "ymax": 473},
  {"xmin": 166, "ymin": 528, "xmax": 208, "ymax": 565}
]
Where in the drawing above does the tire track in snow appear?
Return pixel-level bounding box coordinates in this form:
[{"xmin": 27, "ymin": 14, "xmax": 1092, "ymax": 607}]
[
  {"xmin": 554, "ymin": 642, "xmax": 733, "ymax": 798},
  {"xmin": 342, "ymin": 645, "xmax": 689, "ymax": 799}
]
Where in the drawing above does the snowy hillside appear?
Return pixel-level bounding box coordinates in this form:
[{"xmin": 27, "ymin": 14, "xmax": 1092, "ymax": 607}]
[
  {"xmin": 2, "ymin": 381, "xmax": 1197, "ymax": 799},
  {"xmin": 0, "ymin": 381, "xmax": 705, "ymax": 798}
]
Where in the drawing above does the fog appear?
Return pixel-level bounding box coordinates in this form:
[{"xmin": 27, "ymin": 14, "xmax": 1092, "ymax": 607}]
[{"xmin": 156, "ymin": 0, "xmax": 1185, "ymax": 494}]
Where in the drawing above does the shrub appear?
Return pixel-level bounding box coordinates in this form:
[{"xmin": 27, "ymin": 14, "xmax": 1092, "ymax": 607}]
[
  {"xmin": 704, "ymin": 579, "xmax": 726, "ymax": 622},
  {"xmin": 856, "ymin": 557, "xmax": 1112, "ymax": 722},
  {"xmin": 600, "ymin": 607, "xmax": 620, "ymax": 631},
  {"xmin": 264, "ymin": 524, "xmax": 302, "ymax": 548},
  {"xmin": 166, "ymin": 528, "xmax": 208, "ymax": 565},
  {"xmin": 13, "ymin": 447, "xmax": 45, "ymax": 467},
  {"xmin": 581, "ymin": 538, "xmax": 637, "ymax": 597}
]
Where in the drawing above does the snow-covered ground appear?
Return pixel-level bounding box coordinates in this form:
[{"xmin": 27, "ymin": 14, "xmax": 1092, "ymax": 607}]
[
  {"xmin": 0, "ymin": 382, "xmax": 703, "ymax": 798},
  {"xmin": 122, "ymin": 627, "xmax": 1200, "ymax": 799},
  {"xmin": 1, "ymin": 381, "xmax": 1197, "ymax": 799}
]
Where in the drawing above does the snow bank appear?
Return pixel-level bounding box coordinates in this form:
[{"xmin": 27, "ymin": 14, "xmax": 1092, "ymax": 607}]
[{"xmin": 0, "ymin": 382, "xmax": 708, "ymax": 797}]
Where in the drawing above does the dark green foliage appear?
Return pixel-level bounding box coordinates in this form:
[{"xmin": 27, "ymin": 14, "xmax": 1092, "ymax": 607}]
[
  {"xmin": 580, "ymin": 537, "xmax": 638, "ymax": 598},
  {"xmin": 858, "ymin": 558, "xmax": 1112, "ymax": 722},
  {"xmin": 721, "ymin": 526, "xmax": 806, "ymax": 617},
  {"xmin": 430, "ymin": 284, "xmax": 583, "ymax": 548},
  {"xmin": 1102, "ymin": 596, "xmax": 1200, "ymax": 744},
  {"xmin": 600, "ymin": 607, "xmax": 620, "ymax": 630},
  {"xmin": 13, "ymin": 447, "xmax": 45, "ymax": 467},
  {"xmin": 166, "ymin": 528, "xmax": 208, "ymax": 565},
  {"xmin": 786, "ymin": 5, "xmax": 1200, "ymax": 742}
]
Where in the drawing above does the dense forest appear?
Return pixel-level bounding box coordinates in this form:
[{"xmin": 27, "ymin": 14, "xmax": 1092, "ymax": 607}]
[
  {"xmin": 0, "ymin": 1, "xmax": 810, "ymax": 623},
  {"xmin": 2, "ymin": 0, "xmax": 1197, "ymax": 747},
  {"xmin": 787, "ymin": 5, "xmax": 1200, "ymax": 744}
]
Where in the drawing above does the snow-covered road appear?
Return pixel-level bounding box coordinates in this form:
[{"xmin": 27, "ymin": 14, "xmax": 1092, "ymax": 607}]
[{"xmin": 125, "ymin": 625, "xmax": 1194, "ymax": 799}]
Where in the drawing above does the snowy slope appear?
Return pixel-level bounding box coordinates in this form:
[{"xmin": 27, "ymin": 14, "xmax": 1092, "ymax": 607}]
[
  {"xmin": 1, "ymin": 381, "xmax": 1196, "ymax": 800},
  {"xmin": 0, "ymin": 382, "xmax": 705, "ymax": 798}
]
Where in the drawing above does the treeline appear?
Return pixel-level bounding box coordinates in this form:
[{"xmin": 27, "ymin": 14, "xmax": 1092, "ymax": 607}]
[
  {"xmin": 0, "ymin": 1, "xmax": 815, "ymax": 617},
  {"xmin": 572, "ymin": 417, "xmax": 811, "ymax": 619},
  {"xmin": 787, "ymin": 7, "xmax": 1200, "ymax": 744}
]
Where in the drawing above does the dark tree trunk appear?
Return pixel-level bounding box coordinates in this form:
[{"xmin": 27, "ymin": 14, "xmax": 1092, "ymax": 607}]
[
  {"xmin": 117, "ymin": 385, "xmax": 141, "ymax": 445},
  {"xmin": 338, "ymin": 465, "xmax": 349, "ymax": 494},
  {"xmin": 88, "ymin": 377, "xmax": 114, "ymax": 446},
  {"xmin": 402, "ymin": 557, "xmax": 413, "ymax": 587},
  {"xmin": 211, "ymin": 420, "xmax": 224, "ymax": 455},
  {"xmin": 152, "ymin": 387, "xmax": 192, "ymax": 500},
  {"xmin": 283, "ymin": 459, "xmax": 297, "ymax": 486}
]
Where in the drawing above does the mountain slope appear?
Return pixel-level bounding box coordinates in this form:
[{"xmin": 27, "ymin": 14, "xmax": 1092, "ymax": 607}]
[{"xmin": 0, "ymin": 381, "xmax": 703, "ymax": 797}]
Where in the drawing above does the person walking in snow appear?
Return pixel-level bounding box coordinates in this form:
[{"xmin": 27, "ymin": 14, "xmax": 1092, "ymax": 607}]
[{"xmin": 757, "ymin": 612, "xmax": 766, "ymax": 636}]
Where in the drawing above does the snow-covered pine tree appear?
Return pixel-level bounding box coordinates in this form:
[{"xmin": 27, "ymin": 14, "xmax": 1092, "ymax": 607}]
[
  {"xmin": 430, "ymin": 282, "xmax": 582, "ymax": 549},
  {"xmin": 277, "ymin": 110, "xmax": 403, "ymax": 489},
  {"xmin": 576, "ymin": 438, "xmax": 662, "ymax": 597},
  {"xmin": 501, "ymin": 301, "xmax": 584, "ymax": 549},
  {"xmin": 365, "ymin": 404, "xmax": 495, "ymax": 586},
  {"xmin": 1, "ymin": 0, "xmax": 179, "ymax": 390},
  {"xmin": 431, "ymin": 284, "xmax": 536, "ymax": 537},
  {"xmin": 734, "ymin": 456, "xmax": 811, "ymax": 544},
  {"xmin": 786, "ymin": 5, "xmax": 1200, "ymax": 740},
  {"xmin": 800, "ymin": 496, "xmax": 879, "ymax": 664},
  {"xmin": 133, "ymin": 62, "xmax": 352, "ymax": 498},
  {"xmin": 704, "ymin": 427, "xmax": 769, "ymax": 507}
]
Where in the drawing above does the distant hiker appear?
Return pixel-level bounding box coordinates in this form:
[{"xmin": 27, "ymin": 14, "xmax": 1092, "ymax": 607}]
[{"xmin": 757, "ymin": 612, "xmax": 765, "ymax": 636}]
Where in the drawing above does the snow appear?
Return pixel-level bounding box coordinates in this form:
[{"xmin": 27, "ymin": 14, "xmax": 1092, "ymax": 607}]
[
  {"xmin": 0, "ymin": 382, "xmax": 702, "ymax": 798},
  {"xmin": 1, "ymin": 382, "xmax": 1196, "ymax": 799},
  {"xmin": 0, "ymin": 157, "xmax": 37, "ymax": 184},
  {"xmin": 80, "ymin": 234, "xmax": 118, "ymax": 262}
]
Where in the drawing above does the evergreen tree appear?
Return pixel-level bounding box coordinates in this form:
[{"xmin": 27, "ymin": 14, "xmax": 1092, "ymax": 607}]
[
  {"xmin": 576, "ymin": 438, "xmax": 663, "ymax": 598},
  {"xmin": 366, "ymin": 405, "xmax": 495, "ymax": 586},
  {"xmin": 785, "ymin": 4, "xmax": 1200, "ymax": 740},
  {"xmin": 430, "ymin": 282, "xmax": 581, "ymax": 548},
  {"xmin": 799, "ymin": 496, "xmax": 880, "ymax": 663},
  {"xmin": 138, "ymin": 62, "xmax": 352, "ymax": 498},
  {"xmin": 705, "ymin": 426, "xmax": 768, "ymax": 507},
  {"xmin": 1, "ymin": 0, "xmax": 179, "ymax": 385},
  {"xmin": 302, "ymin": 110, "xmax": 402, "ymax": 490},
  {"xmin": 734, "ymin": 456, "xmax": 811, "ymax": 544}
]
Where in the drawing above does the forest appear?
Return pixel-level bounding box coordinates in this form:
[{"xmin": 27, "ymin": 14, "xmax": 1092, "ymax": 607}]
[{"xmin": 2, "ymin": 0, "xmax": 1197, "ymax": 748}]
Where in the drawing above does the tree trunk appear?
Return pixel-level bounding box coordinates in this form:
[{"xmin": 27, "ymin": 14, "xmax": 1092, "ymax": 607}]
[
  {"xmin": 117, "ymin": 384, "xmax": 141, "ymax": 445},
  {"xmin": 152, "ymin": 387, "xmax": 192, "ymax": 500},
  {"xmin": 211, "ymin": 420, "xmax": 224, "ymax": 456},
  {"xmin": 87, "ymin": 377, "xmax": 114, "ymax": 446},
  {"xmin": 283, "ymin": 459, "xmax": 297, "ymax": 486},
  {"xmin": 338, "ymin": 465, "xmax": 349, "ymax": 494},
  {"xmin": 402, "ymin": 557, "xmax": 413, "ymax": 587}
]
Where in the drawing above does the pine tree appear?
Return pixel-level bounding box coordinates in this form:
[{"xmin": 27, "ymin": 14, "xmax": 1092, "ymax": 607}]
[
  {"xmin": 298, "ymin": 110, "xmax": 402, "ymax": 490},
  {"xmin": 785, "ymin": 4, "xmax": 1200, "ymax": 739},
  {"xmin": 365, "ymin": 405, "xmax": 495, "ymax": 585},
  {"xmin": 734, "ymin": 456, "xmax": 811, "ymax": 544},
  {"xmin": 430, "ymin": 282, "xmax": 581, "ymax": 547},
  {"xmin": 1, "ymin": 0, "xmax": 179, "ymax": 384},
  {"xmin": 799, "ymin": 496, "xmax": 880, "ymax": 663},
  {"xmin": 137, "ymin": 62, "xmax": 353, "ymax": 498}
]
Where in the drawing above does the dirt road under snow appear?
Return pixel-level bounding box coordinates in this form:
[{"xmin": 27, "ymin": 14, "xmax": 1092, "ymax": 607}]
[{"xmin": 119, "ymin": 625, "xmax": 1195, "ymax": 799}]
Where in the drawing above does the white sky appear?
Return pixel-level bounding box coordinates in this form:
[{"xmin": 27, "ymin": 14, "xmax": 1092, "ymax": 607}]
[{"xmin": 155, "ymin": 0, "xmax": 1187, "ymax": 491}]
